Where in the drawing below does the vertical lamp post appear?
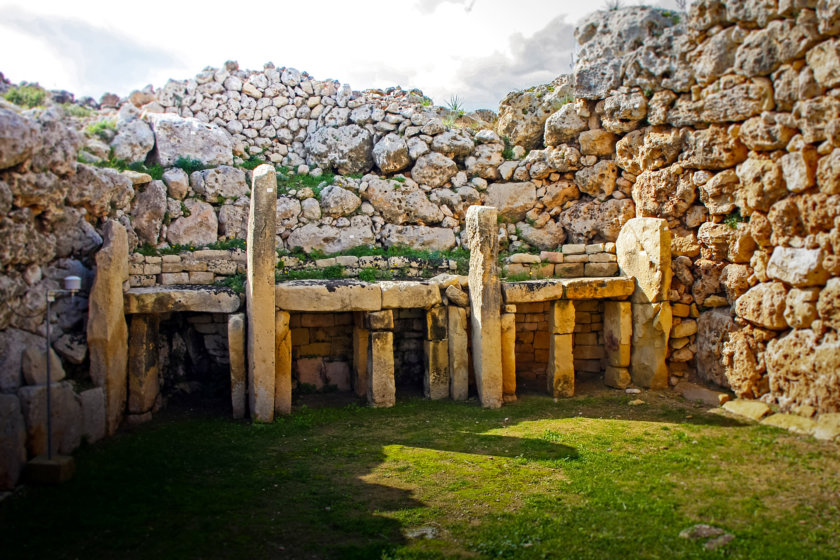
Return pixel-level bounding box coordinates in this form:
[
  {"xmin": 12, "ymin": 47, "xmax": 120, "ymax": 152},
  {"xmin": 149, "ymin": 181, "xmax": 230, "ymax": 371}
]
[{"xmin": 28, "ymin": 275, "xmax": 81, "ymax": 484}]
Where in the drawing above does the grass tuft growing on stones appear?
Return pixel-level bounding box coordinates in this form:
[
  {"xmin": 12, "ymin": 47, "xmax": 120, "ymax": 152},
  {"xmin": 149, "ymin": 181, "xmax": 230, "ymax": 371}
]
[
  {"xmin": 3, "ymin": 84, "xmax": 47, "ymax": 107},
  {"xmin": 2, "ymin": 391, "xmax": 838, "ymax": 559}
]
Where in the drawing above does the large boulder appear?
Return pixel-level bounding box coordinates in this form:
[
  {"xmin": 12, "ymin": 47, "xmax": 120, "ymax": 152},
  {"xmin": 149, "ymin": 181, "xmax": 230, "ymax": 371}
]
[
  {"xmin": 148, "ymin": 114, "xmax": 233, "ymax": 167},
  {"xmin": 286, "ymin": 222, "xmax": 374, "ymax": 254},
  {"xmin": 0, "ymin": 394, "xmax": 26, "ymax": 489},
  {"xmin": 575, "ymin": 160, "xmax": 618, "ymax": 200},
  {"xmin": 544, "ymin": 103, "xmax": 587, "ymax": 146},
  {"xmin": 735, "ymin": 282, "xmax": 788, "ymax": 330},
  {"xmin": 517, "ymin": 221, "xmax": 566, "ymax": 250},
  {"xmin": 67, "ymin": 165, "xmax": 135, "ymax": 218},
  {"xmin": 304, "ymin": 124, "xmax": 373, "ymax": 175},
  {"xmin": 558, "ymin": 198, "xmax": 635, "ymax": 243},
  {"xmin": 131, "ymin": 180, "xmax": 167, "ymax": 245},
  {"xmin": 767, "ymin": 329, "xmax": 840, "ymax": 413},
  {"xmin": 372, "ymin": 133, "xmax": 410, "ymax": 174},
  {"xmin": 411, "ymin": 152, "xmax": 458, "ymax": 188},
  {"xmin": 485, "ymin": 182, "xmax": 536, "ymax": 222},
  {"xmin": 496, "ymin": 75, "xmax": 573, "ymax": 150},
  {"xmin": 680, "ymin": 125, "xmax": 748, "ymax": 170},
  {"xmin": 167, "ymin": 199, "xmax": 218, "ymax": 247},
  {"xmin": 632, "ymin": 165, "xmax": 696, "ymax": 220},
  {"xmin": 0, "ymin": 108, "xmax": 38, "ymax": 170},
  {"xmin": 0, "ymin": 327, "xmax": 44, "ymax": 392},
  {"xmin": 616, "ymin": 217, "xmax": 671, "ymax": 304},
  {"xmin": 320, "ymin": 185, "xmax": 361, "ymax": 217},
  {"xmin": 380, "ymin": 224, "xmax": 457, "ymax": 252},
  {"xmin": 111, "ymin": 118, "xmax": 155, "ymax": 163},
  {"xmin": 695, "ymin": 308, "xmax": 736, "ymax": 388},
  {"xmin": 615, "ymin": 126, "xmax": 683, "ymax": 175},
  {"xmin": 190, "ymin": 166, "xmax": 248, "ymax": 202},
  {"xmin": 766, "ymin": 247, "xmax": 830, "ymax": 287},
  {"xmin": 18, "ymin": 381, "xmax": 82, "ymax": 456},
  {"xmin": 363, "ymin": 178, "xmax": 443, "ymax": 224}
]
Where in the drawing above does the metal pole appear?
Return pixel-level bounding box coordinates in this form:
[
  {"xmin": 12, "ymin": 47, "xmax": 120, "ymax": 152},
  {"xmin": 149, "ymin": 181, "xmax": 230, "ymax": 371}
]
[{"xmin": 46, "ymin": 291, "xmax": 53, "ymax": 460}]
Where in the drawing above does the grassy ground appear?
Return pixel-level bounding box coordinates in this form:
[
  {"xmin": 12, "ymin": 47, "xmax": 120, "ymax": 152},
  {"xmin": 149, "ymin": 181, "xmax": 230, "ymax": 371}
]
[{"xmin": 2, "ymin": 385, "xmax": 839, "ymax": 560}]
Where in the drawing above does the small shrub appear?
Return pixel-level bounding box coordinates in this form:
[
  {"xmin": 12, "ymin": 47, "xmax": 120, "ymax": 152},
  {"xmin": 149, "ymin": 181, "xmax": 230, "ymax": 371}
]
[
  {"xmin": 446, "ymin": 95, "xmax": 466, "ymax": 117},
  {"xmin": 61, "ymin": 103, "xmax": 92, "ymax": 117},
  {"xmin": 3, "ymin": 84, "xmax": 47, "ymax": 108},
  {"xmin": 421, "ymin": 96, "xmax": 433, "ymax": 107},
  {"xmin": 207, "ymin": 238, "xmax": 247, "ymax": 251},
  {"xmin": 502, "ymin": 136, "xmax": 515, "ymax": 160},
  {"xmin": 239, "ymin": 155, "xmax": 266, "ymax": 170},
  {"xmin": 85, "ymin": 119, "xmax": 117, "ymax": 142},
  {"xmin": 215, "ymin": 273, "xmax": 246, "ymax": 294},
  {"xmin": 174, "ymin": 157, "xmax": 207, "ymax": 175},
  {"xmin": 724, "ymin": 209, "xmax": 748, "ymax": 230}
]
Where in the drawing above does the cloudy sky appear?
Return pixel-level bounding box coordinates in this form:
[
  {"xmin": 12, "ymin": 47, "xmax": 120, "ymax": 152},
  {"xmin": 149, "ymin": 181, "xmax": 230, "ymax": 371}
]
[{"xmin": 0, "ymin": 0, "xmax": 681, "ymax": 111}]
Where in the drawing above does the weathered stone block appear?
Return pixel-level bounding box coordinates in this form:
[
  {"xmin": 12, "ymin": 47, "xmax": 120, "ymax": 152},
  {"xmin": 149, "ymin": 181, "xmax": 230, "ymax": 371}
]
[
  {"xmin": 127, "ymin": 315, "xmax": 160, "ymax": 415},
  {"xmin": 424, "ymin": 339, "xmax": 450, "ymax": 400},
  {"xmin": 604, "ymin": 301, "xmax": 631, "ymax": 368},
  {"xmin": 604, "ymin": 366, "xmax": 631, "ymax": 389},
  {"xmin": 275, "ymin": 311, "xmax": 292, "ymax": 416},
  {"xmin": 617, "ymin": 218, "xmax": 672, "ymax": 303},
  {"xmin": 425, "ymin": 306, "xmax": 447, "ymax": 340},
  {"xmin": 368, "ymin": 331, "xmax": 395, "ymax": 408},
  {"xmin": 766, "ymin": 247, "xmax": 830, "ymax": 288},
  {"xmin": 548, "ymin": 334, "xmax": 574, "ymax": 398},
  {"xmin": 501, "ymin": 312, "xmax": 517, "ymax": 398},
  {"xmin": 125, "ymin": 287, "xmax": 241, "ymax": 314},
  {"xmin": 366, "ymin": 310, "xmax": 394, "ymax": 331},
  {"xmin": 549, "ymin": 300, "xmax": 575, "ymax": 334},
  {"xmin": 448, "ymin": 307, "xmax": 469, "ymax": 401},
  {"xmin": 276, "ymin": 281, "xmax": 381, "ymax": 312},
  {"xmin": 228, "ymin": 313, "xmax": 246, "ymax": 419},
  {"xmin": 352, "ymin": 323, "xmax": 370, "ymax": 398},
  {"xmin": 381, "ymin": 281, "xmax": 441, "ymax": 309},
  {"xmin": 631, "ymin": 302, "xmax": 672, "ymax": 389},
  {"xmin": 562, "ymin": 277, "xmax": 635, "ymax": 300},
  {"xmin": 502, "ymin": 280, "xmax": 564, "ymax": 304}
]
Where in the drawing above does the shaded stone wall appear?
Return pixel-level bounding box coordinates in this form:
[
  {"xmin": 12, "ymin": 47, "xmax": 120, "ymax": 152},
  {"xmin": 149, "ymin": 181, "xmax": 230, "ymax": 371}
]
[{"xmin": 290, "ymin": 312, "xmax": 354, "ymax": 391}]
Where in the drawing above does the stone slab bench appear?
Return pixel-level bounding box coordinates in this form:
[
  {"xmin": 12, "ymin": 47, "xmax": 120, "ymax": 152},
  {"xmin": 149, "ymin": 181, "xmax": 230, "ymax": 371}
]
[
  {"xmin": 501, "ymin": 276, "xmax": 634, "ymax": 304},
  {"xmin": 124, "ymin": 286, "xmax": 242, "ymax": 314}
]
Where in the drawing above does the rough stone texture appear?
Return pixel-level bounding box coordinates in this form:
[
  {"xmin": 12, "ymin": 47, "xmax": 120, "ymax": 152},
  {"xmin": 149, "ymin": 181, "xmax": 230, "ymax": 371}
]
[
  {"xmin": 735, "ymin": 156, "xmax": 786, "ymax": 216},
  {"xmin": 18, "ymin": 381, "xmax": 81, "ymax": 456},
  {"xmin": 380, "ymin": 224, "xmax": 456, "ymax": 252},
  {"xmin": 21, "ymin": 345, "xmax": 65, "ymax": 386},
  {"xmin": 246, "ymin": 165, "xmax": 276, "ymax": 422},
  {"xmin": 558, "ymin": 198, "xmax": 635, "ymax": 243},
  {"xmin": 502, "ymin": 280, "xmax": 564, "ymax": 304},
  {"xmin": 680, "ymin": 125, "xmax": 748, "ymax": 170},
  {"xmin": 411, "ymin": 152, "xmax": 458, "ymax": 188},
  {"xmin": 125, "ymin": 287, "xmax": 240, "ymax": 314},
  {"xmin": 276, "ymin": 281, "xmax": 381, "ymax": 312},
  {"xmin": 517, "ymin": 221, "xmax": 566, "ymax": 251},
  {"xmin": 363, "ymin": 179, "xmax": 444, "ymax": 224},
  {"xmin": 227, "ymin": 313, "xmax": 246, "ymax": 419},
  {"xmin": 631, "ymin": 302, "xmax": 671, "ymax": 389},
  {"xmin": 319, "ymin": 185, "xmax": 361, "ymax": 217},
  {"xmin": 496, "ymin": 76, "xmax": 573, "ymax": 149},
  {"xmin": 616, "ymin": 218, "xmax": 672, "ymax": 304},
  {"xmin": 287, "ymin": 222, "xmax": 375, "ymax": 255},
  {"xmin": 766, "ymin": 247, "xmax": 830, "ymax": 288},
  {"xmin": 548, "ymin": 333, "xmax": 574, "ymax": 398},
  {"xmin": 633, "ymin": 166, "xmax": 697, "ymax": 219},
  {"xmin": 735, "ymin": 282, "xmax": 789, "ymax": 330},
  {"xmin": 0, "ymin": 108, "xmax": 39, "ymax": 170},
  {"xmin": 127, "ymin": 315, "xmax": 160, "ymax": 416},
  {"xmin": 381, "ymin": 281, "xmax": 441, "ymax": 310},
  {"xmin": 167, "ymin": 199, "xmax": 219, "ymax": 247},
  {"xmin": 762, "ymin": 413, "xmax": 818, "ymax": 435},
  {"xmin": 814, "ymin": 413, "xmax": 840, "ymax": 441},
  {"xmin": 485, "ymin": 182, "xmax": 536, "ymax": 222},
  {"xmin": 467, "ymin": 206, "xmax": 503, "ymax": 408},
  {"xmin": 87, "ymin": 221, "xmax": 128, "ymax": 435},
  {"xmin": 723, "ymin": 399, "xmax": 771, "ymax": 421},
  {"xmin": 424, "ymin": 339, "xmax": 449, "ymax": 400},
  {"xmin": 190, "ymin": 166, "xmax": 248, "ymax": 202},
  {"xmin": 549, "ymin": 299, "xmax": 576, "ymax": 335},
  {"xmin": 367, "ymin": 331, "xmax": 395, "ymax": 407},
  {"xmin": 372, "ymin": 133, "xmax": 410, "ymax": 174},
  {"xmin": 544, "ymin": 103, "xmax": 588, "ymax": 146},
  {"xmin": 575, "ymin": 160, "xmax": 618, "ymax": 200},
  {"xmin": 304, "ymin": 124, "xmax": 373, "ymax": 175},
  {"xmin": 131, "ymin": 180, "xmax": 167, "ymax": 245},
  {"xmin": 604, "ymin": 301, "xmax": 631, "ymax": 368},
  {"xmin": 817, "ymin": 278, "xmax": 840, "ymax": 331},
  {"xmin": 562, "ymin": 277, "xmax": 635, "ymax": 300},
  {"xmin": 698, "ymin": 169, "xmax": 740, "ymax": 215},
  {"xmin": 0, "ymin": 394, "xmax": 26, "ymax": 489},
  {"xmin": 604, "ymin": 366, "xmax": 632, "ymax": 389},
  {"xmin": 112, "ymin": 118, "xmax": 155, "ymax": 163},
  {"xmin": 501, "ymin": 312, "xmax": 516, "ymax": 399},
  {"xmin": 767, "ymin": 329, "xmax": 840, "ymax": 413},
  {"xmin": 447, "ymin": 307, "xmax": 468, "ymax": 401},
  {"xmin": 275, "ymin": 311, "xmax": 292, "ymax": 416},
  {"xmin": 148, "ymin": 114, "xmax": 233, "ymax": 166},
  {"xmin": 615, "ymin": 126, "xmax": 683, "ymax": 175}
]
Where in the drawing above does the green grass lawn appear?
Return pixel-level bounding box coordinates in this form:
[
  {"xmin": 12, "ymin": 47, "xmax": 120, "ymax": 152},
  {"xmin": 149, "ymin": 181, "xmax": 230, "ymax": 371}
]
[{"xmin": 2, "ymin": 387, "xmax": 839, "ymax": 559}]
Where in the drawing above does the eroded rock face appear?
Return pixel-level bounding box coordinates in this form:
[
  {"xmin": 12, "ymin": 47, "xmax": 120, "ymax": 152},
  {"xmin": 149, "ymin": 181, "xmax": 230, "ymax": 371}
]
[
  {"xmin": 633, "ymin": 166, "xmax": 696, "ymax": 220},
  {"xmin": 617, "ymin": 217, "xmax": 672, "ymax": 304},
  {"xmin": 319, "ymin": 185, "xmax": 361, "ymax": 217},
  {"xmin": 558, "ymin": 198, "xmax": 635, "ymax": 243},
  {"xmin": 575, "ymin": 160, "xmax": 617, "ymax": 200},
  {"xmin": 767, "ymin": 329, "xmax": 840, "ymax": 413},
  {"xmin": 517, "ymin": 221, "xmax": 566, "ymax": 250},
  {"xmin": 304, "ymin": 124, "xmax": 373, "ymax": 175},
  {"xmin": 111, "ymin": 118, "xmax": 155, "ymax": 163},
  {"xmin": 696, "ymin": 308, "xmax": 736, "ymax": 388},
  {"xmin": 286, "ymin": 222, "xmax": 374, "ymax": 254},
  {"xmin": 372, "ymin": 133, "xmax": 410, "ymax": 174},
  {"xmin": 148, "ymin": 114, "xmax": 233, "ymax": 167},
  {"xmin": 131, "ymin": 180, "xmax": 167, "ymax": 245},
  {"xmin": 544, "ymin": 103, "xmax": 587, "ymax": 146},
  {"xmin": 0, "ymin": 108, "xmax": 39, "ymax": 170},
  {"xmin": 167, "ymin": 199, "xmax": 218, "ymax": 246},
  {"xmin": 615, "ymin": 126, "xmax": 683, "ymax": 175},
  {"xmin": 411, "ymin": 152, "xmax": 458, "ymax": 188},
  {"xmin": 735, "ymin": 282, "xmax": 788, "ymax": 330},
  {"xmin": 496, "ymin": 76, "xmax": 573, "ymax": 149},
  {"xmin": 680, "ymin": 125, "xmax": 748, "ymax": 169},
  {"xmin": 380, "ymin": 224, "xmax": 456, "ymax": 251},
  {"xmin": 363, "ymin": 178, "xmax": 443, "ymax": 224},
  {"xmin": 190, "ymin": 166, "xmax": 248, "ymax": 202},
  {"xmin": 485, "ymin": 182, "xmax": 536, "ymax": 222}
]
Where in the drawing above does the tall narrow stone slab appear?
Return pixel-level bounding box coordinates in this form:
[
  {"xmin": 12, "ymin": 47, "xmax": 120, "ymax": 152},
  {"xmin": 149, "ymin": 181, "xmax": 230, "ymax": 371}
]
[
  {"xmin": 367, "ymin": 331, "xmax": 395, "ymax": 407},
  {"xmin": 127, "ymin": 314, "xmax": 160, "ymax": 417},
  {"xmin": 247, "ymin": 165, "xmax": 277, "ymax": 422},
  {"xmin": 352, "ymin": 313, "xmax": 370, "ymax": 398},
  {"xmin": 466, "ymin": 206, "xmax": 503, "ymax": 408},
  {"xmin": 548, "ymin": 334, "xmax": 574, "ymax": 397},
  {"xmin": 501, "ymin": 312, "xmax": 517, "ymax": 400},
  {"xmin": 604, "ymin": 301, "xmax": 632, "ymax": 367},
  {"xmin": 631, "ymin": 302, "xmax": 672, "ymax": 389},
  {"xmin": 0, "ymin": 394, "xmax": 26, "ymax": 490},
  {"xmin": 228, "ymin": 313, "xmax": 246, "ymax": 419},
  {"xmin": 616, "ymin": 218, "xmax": 672, "ymax": 303},
  {"xmin": 424, "ymin": 339, "xmax": 450, "ymax": 399},
  {"xmin": 87, "ymin": 220, "xmax": 129, "ymax": 435},
  {"xmin": 549, "ymin": 300, "xmax": 576, "ymax": 334},
  {"xmin": 448, "ymin": 307, "xmax": 469, "ymax": 401},
  {"xmin": 275, "ymin": 311, "xmax": 292, "ymax": 416}
]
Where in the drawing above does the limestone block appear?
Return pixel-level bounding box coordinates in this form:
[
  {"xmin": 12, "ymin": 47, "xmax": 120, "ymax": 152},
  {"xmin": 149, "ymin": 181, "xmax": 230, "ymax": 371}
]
[
  {"xmin": 148, "ymin": 114, "xmax": 233, "ymax": 167},
  {"xmin": 502, "ymin": 280, "xmax": 564, "ymax": 304},
  {"xmin": 247, "ymin": 165, "xmax": 277, "ymax": 423},
  {"xmin": 767, "ymin": 329, "xmax": 840, "ymax": 413},
  {"xmin": 549, "ymin": 300, "xmax": 576, "ymax": 334},
  {"xmin": 604, "ymin": 301, "xmax": 631, "ymax": 368},
  {"xmin": 276, "ymin": 281, "xmax": 381, "ymax": 312},
  {"xmin": 425, "ymin": 306, "xmax": 447, "ymax": 340},
  {"xmin": 87, "ymin": 220, "xmax": 128, "ymax": 435},
  {"xmin": 817, "ymin": 278, "xmax": 840, "ymax": 331},
  {"xmin": 227, "ymin": 313, "xmax": 246, "ymax": 419},
  {"xmin": 125, "ymin": 286, "xmax": 241, "ymax": 314},
  {"xmin": 766, "ymin": 247, "xmax": 830, "ymax": 288},
  {"xmin": 784, "ymin": 288, "xmax": 819, "ymax": 330},
  {"xmin": 353, "ymin": 324, "xmax": 370, "ymax": 398},
  {"xmin": 501, "ymin": 312, "xmax": 516, "ymax": 398},
  {"xmin": 448, "ymin": 307, "xmax": 469, "ymax": 401},
  {"xmin": 366, "ymin": 310, "xmax": 394, "ymax": 331},
  {"xmin": 604, "ymin": 366, "xmax": 631, "ymax": 389},
  {"xmin": 21, "ymin": 345, "xmax": 65, "ymax": 386},
  {"xmin": 761, "ymin": 413, "xmax": 817, "ymax": 435},
  {"xmin": 671, "ymin": 319, "xmax": 698, "ymax": 339},
  {"xmin": 424, "ymin": 339, "xmax": 450, "ymax": 400},
  {"xmin": 722, "ymin": 399, "xmax": 771, "ymax": 421},
  {"xmin": 0, "ymin": 394, "xmax": 26, "ymax": 489},
  {"xmin": 445, "ymin": 285, "xmax": 469, "ymax": 307},
  {"xmin": 18, "ymin": 381, "xmax": 81, "ymax": 457},
  {"xmin": 617, "ymin": 218, "xmax": 672, "ymax": 303},
  {"xmin": 275, "ymin": 311, "xmax": 292, "ymax": 416},
  {"xmin": 367, "ymin": 331, "xmax": 395, "ymax": 408},
  {"xmin": 548, "ymin": 333, "xmax": 574, "ymax": 398},
  {"xmin": 0, "ymin": 108, "xmax": 38, "ymax": 170},
  {"xmin": 79, "ymin": 387, "xmax": 105, "ymax": 445},
  {"xmin": 814, "ymin": 413, "xmax": 840, "ymax": 441},
  {"xmin": 466, "ymin": 205, "xmax": 503, "ymax": 408},
  {"xmin": 562, "ymin": 277, "xmax": 635, "ymax": 300},
  {"xmin": 485, "ymin": 182, "xmax": 537, "ymax": 222},
  {"xmin": 127, "ymin": 315, "xmax": 160, "ymax": 415},
  {"xmin": 630, "ymin": 302, "xmax": 672, "ymax": 389},
  {"xmin": 381, "ymin": 281, "xmax": 441, "ymax": 310},
  {"xmin": 735, "ymin": 282, "xmax": 788, "ymax": 330}
]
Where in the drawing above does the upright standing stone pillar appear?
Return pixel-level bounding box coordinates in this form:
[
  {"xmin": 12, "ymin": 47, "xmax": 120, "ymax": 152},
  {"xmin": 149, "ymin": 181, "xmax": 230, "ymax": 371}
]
[
  {"xmin": 275, "ymin": 311, "xmax": 292, "ymax": 416},
  {"xmin": 352, "ymin": 312, "xmax": 370, "ymax": 398},
  {"xmin": 366, "ymin": 310, "xmax": 395, "ymax": 407},
  {"xmin": 227, "ymin": 313, "xmax": 246, "ymax": 419},
  {"xmin": 617, "ymin": 218, "xmax": 672, "ymax": 389},
  {"xmin": 247, "ymin": 164, "xmax": 277, "ymax": 422},
  {"xmin": 87, "ymin": 220, "xmax": 129, "ymax": 436},
  {"xmin": 424, "ymin": 305, "xmax": 449, "ymax": 399},
  {"xmin": 127, "ymin": 314, "xmax": 160, "ymax": 422},
  {"xmin": 603, "ymin": 301, "xmax": 632, "ymax": 389},
  {"xmin": 466, "ymin": 205, "xmax": 503, "ymax": 408},
  {"xmin": 500, "ymin": 307, "xmax": 517, "ymax": 402},
  {"xmin": 547, "ymin": 300, "xmax": 575, "ymax": 398},
  {"xmin": 448, "ymin": 306, "xmax": 469, "ymax": 401}
]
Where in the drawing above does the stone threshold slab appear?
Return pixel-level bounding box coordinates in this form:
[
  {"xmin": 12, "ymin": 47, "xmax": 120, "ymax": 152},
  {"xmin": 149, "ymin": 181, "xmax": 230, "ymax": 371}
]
[
  {"xmin": 125, "ymin": 286, "xmax": 242, "ymax": 314},
  {"xmin": 502, "ymin": 276, "xmax": 635, "ymax": 303},
  {"xmin": 274, "ymin": 279, "xmax": 448, "ymax": 312}
]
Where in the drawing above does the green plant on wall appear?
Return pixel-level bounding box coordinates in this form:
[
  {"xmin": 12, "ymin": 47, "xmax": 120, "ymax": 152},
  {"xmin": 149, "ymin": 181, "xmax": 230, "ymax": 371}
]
[{"xmin": 3, "ymin": 84, "xmax": 47, "ymax": 107}]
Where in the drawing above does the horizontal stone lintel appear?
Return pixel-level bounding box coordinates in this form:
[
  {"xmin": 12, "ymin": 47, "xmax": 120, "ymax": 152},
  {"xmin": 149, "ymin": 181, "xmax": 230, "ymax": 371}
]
[
  {"xmin": 502, "ymin": 276, "xmax": 634, "ymax": 303},
  {"xmin": 125, "ymin": 286, "xmax": 242, "ymax": 314},
  {"xmin": 275, "ymin": 280, "xmax": 382, "ymax": 312}
]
